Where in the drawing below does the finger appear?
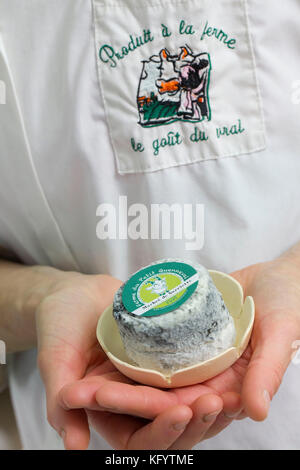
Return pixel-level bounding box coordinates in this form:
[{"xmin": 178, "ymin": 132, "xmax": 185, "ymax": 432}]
[
  {"xmin": 242, "ymin": 314, "xmax": 298, "ymax": 421},
  {"xmin": 60, "ymin": 380, "xmax": 106, "ymax": 411},
  {"xmin": 60, "ymin": 376, "xmax": 215, "ymax": 422},
  {"xmin": 61, "ymin": 409, "xmax": 90, "ymax": 450},
  {"xmin": 59, "ymin": 371, "xmax": 213, "ymax": 419},
  {"xmin": 38, "ymin": 350, "xmax": 90, "ymax": 450},
  {"xmin": 87, "ymin": 406, "xmax": 192, "ymax": 450},
  {"xmin": 95, "ymin": 381, "xmax": 213, "ymax": 419},
  {"xmin": 95, "ymin": 382, "xmax": 178, "ymax": 419},
  {"xmin": 168, "ymin": 394, "xmax": 223, "ymax": 450},
  {"xmin": 128, "ymin": 405, "xmax": 193, "ymax": 450},
  {"xmin": 87, "ymin": 410, "xmax": 142, "ymax": 450},
  {"xmin": 222, "ymin": 391, "xmax": 243, "ymax": 418},
  {"xmin": 58, "ymin": 371, "xmax": 133, "ymax": 411},
  {"xmin": 203, "ymin": 391, "xmax": 242, "ymax": 440}
]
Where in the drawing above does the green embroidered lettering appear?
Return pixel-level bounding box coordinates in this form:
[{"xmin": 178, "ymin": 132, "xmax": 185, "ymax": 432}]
[
  {"xmin": 153, "ymin": 139, "xmax": 160, "ymax": 156},
  {"xmin": 161, "ymin": 24, "xmax": 172, "ymax": 37},
  {"xmin": 144, "ymin": 29, "xmax": 154, "ymax": 43},
  {"xmin": 203, "ymin": 26, "xmax": 213, "ymax": 38},
  {"xmin": 201, "ymin": 21, "xmax": 236, "ymax": 49},
  {"xmin": 161, "ymin": 138, "xmax": 167, "ymax": 148},
  {"xmin": 215, "ymin": 29, "xmax": 228, "ymax": 42},
  {"xmin": 179, "ymin": 20, "xmax": 195, "ymax": 35},
  {"xmin": 135, "ymin": 36, "xmax": 144, "ymax": 48},
  {"xmin": 227, "ymin": 39, "xmax": 236, "ymax": 49},
  {"xmin": 128, "ymin": 35, "xmax": 137, "ymax": 52},
  {"xmin": 152, "ymin": 132, "xmax": 183, "ymax": 156},
  {"xmin": 131, "ymin": 138, "xmax": 145, "ymax": 152},
  {"xmin": 99, "ymin": 45, "xmax": 117, "ymax": 68},
  {"xmin": 216, "ymin": 120, "xmax": 245, "ymax": 138},
  {"xmin": 190, "ymin": 127, "xmax": 209, "ymax": 143},
  {"xmin": 99, "ymin": 30, "xmax": 154, "ymax": 68}
]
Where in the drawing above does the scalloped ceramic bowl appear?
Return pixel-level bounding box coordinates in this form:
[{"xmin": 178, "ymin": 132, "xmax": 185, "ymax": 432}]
[{"xmin": 96, "ymin": 270, "xmax": 255, "ymax": 388}]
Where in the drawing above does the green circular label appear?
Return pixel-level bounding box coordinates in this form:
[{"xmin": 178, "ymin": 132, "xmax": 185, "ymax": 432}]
[{"xmin": 122, "ymin": 261, "xmax": 199, "ymax": 317}]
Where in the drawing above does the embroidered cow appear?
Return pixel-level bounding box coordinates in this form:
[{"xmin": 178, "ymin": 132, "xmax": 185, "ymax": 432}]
[{"xmin": 137, "ymin": 45, "xmax": 211, "ymax": 127}]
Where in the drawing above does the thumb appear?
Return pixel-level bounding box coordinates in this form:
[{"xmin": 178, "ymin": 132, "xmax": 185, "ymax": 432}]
[
  {"xmin": 38, "ymin": 347, "xmax": 90, "ymax": 450},
  {"xmin": 241, "ymin": 313, "xmax": 298, "ymax": 421}
]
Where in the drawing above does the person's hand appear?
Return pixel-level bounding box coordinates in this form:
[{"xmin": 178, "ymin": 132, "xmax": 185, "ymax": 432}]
[
  {"xmin": 36, "ymin": 272, "xmax": 122, "ymax": 450},
  {"xmin": 58, "ymin": 347, "xmax": 247, "ymax": 450},
  {"xmin": 202, "ymin": 254, "xmax": 300, "ymax": 428},
  {"xmin": 231, "ymin": 255, "xmax": 300, "ymax": 421},
  {"xmin": 37, "ymin": 272, "xmax": 239, "ymax": 450},
  {"xmin": 59, "ymin": 254, "xmax": 300, "ymax": 447}
]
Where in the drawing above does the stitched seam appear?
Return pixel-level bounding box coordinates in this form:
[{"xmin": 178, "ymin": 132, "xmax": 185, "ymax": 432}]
[{"xmin": 118, "ymin": 143, "xmax": 267, "ymax": 175}]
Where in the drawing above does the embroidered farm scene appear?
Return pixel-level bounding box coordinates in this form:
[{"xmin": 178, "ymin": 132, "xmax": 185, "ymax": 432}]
[{"xmin": 137, "ymin": 46, "xmax": 211, "ymax": 127}]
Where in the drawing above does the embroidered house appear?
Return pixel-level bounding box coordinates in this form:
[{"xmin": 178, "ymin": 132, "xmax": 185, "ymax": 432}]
[{"xmin": 137, "ymin": 46, "xmax": 211, "ymax": 127}]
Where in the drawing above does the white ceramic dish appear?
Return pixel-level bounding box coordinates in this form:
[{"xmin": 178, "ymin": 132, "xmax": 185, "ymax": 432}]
[{"xmin": 96, "ymin": 270, "xmax": 255, "ymax": 388}]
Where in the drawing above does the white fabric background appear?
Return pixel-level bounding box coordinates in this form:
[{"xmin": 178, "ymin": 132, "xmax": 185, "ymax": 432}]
[{"xmin": 0, "ymin": 0, "xmax": 299, "ymax": 449}]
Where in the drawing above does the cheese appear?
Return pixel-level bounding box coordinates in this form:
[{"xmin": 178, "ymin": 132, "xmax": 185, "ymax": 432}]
[{"xmin": 113, "ymin": 259, "xmax": 236, "ymax": 374}]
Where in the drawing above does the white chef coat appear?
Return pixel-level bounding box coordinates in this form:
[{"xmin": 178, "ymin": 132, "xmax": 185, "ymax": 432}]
[{"xmin": 0, "ymin": 0, "xmax": 300, "ymax": 450}]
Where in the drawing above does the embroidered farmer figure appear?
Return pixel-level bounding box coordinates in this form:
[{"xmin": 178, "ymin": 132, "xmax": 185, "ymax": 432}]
[{"xmin": 137, "ymin": 45, "xmax": 211, "ymax": 127}]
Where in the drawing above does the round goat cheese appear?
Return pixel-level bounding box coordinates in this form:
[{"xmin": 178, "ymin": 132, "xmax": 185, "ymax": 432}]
[{"xmin": 113, "ymin": 259, "xmax": 236, "ymax": 374}]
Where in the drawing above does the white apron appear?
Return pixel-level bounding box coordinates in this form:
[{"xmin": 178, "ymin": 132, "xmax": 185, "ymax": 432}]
[{"xmin": 0, "ymin": 0, "xmax": 300, "ymax": 449}]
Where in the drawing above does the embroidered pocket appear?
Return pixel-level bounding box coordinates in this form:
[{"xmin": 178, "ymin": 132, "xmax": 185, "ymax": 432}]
[{"xmin": 93, "ymin": 0, "xmax": 265, "ymax": 175}]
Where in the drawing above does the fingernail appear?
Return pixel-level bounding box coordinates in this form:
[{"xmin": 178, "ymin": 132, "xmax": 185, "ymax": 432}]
[
  {"xmin": 173, "ymin": 420, "xmax": 190, "ymax": 431},
  {"xmin": 203, "ymin": 410, "xmax": 221, "ymax": 423},
  {"xmin": 60, "ymin": 429, "xmax": 66, "ymax": 441},
  {"xmin": 263, "ymin": 390, "xmax": 270, "ymax": 411}
]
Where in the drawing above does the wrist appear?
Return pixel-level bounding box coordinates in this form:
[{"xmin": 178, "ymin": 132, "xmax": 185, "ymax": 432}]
[
  {"xmin": 1, "ymin": 263, "xmax": 72, "ymax": 352},
  {"xmin": 22, "ymin": 265, "xmax": 68, "ymax": 317}
]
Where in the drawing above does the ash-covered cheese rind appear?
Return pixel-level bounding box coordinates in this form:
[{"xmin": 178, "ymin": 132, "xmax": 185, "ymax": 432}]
[{"xmin": 113, "ymin": 259, "xmax": 236, "ymax": 373}]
